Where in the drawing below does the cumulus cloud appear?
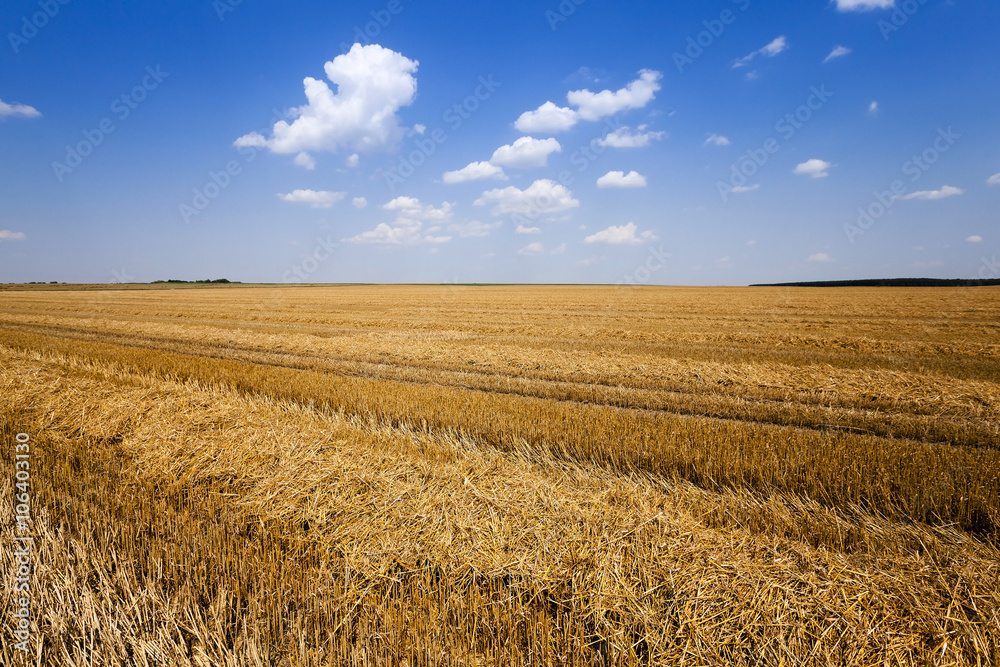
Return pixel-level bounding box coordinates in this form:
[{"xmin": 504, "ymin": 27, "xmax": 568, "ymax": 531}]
[
  {"xmin": 807, "ymin": 253, "xmax": 833, "ymax": 262},
  {"xmin": 898, "ymin": 185, "xmax": 964, "ymax": 200},
  {"xmin": 489, "ymin": 137, "xmax": 562, "ymax": 168},
  {"xmin": 704, "ymin": 134, "xmax": 730, "ymax": 147},
  {"xmin": 0, "ymin": 99, "xmax": 40, "ymax": 118},
  {"xmin": 234, "ymin": 44, "xmax": 418, "ymax": 156},
  {"xmin": 823, "ymin": 45, "xmax": 852, "ymax": 63},
  {"xmin": 447, "ymin": 220, "xmax": 502, "ymax": 237},
  {"xmin": 346, "ymin": 153, "xmax": 360, "ymax": 167},
  {"xmin": 513, "ymin": 70, "xmax": 662, "ymax": 131},
  {"xmin": 0, "ymin": 230, "xmax": 27, "ymax": 241},
  {"xmin": 597, "ymin": 125, "xmax": 665, "ymax": 148},
  {"xmin": 794, "ymin": 159, "xmax": 832, "ymax": 178},
  {"xmin": 734, "ymin": 36, "xmax": 788, "ymax": 68},
  {"xmin": 344, "ymin": 197, "xmax": 453, "ymax": 244},
  {"xmin": 834, "ymin": 0, "xmax": 895, "ymax": 10},
  {"xmin": 514, "ymin": 101, "xmax": 579, "ymax": 133},
  {"xmin": 596, "ymin": 170, "xmax": 647, "ymax": 188},
  {"xmin": 568, "ymin": 69, "xmax": 662, "ymax": 121},
  {"xmin": 518, "ymin": 242, "xmax": 545, "ymax": 256},
  {"xmin": 515, "ymin": 224, "xmax": 541, "ymax": 234},
  {"xmin": 443, "ymin": 161, "xmax": 507, "ymax": 184},
  {"xmin": 352, "ymin": 197, "xmax": 368, "ymax": 209},
  {"xmin": 474, "ymin": 179, "xmax": 579, "ymax": 216},
  {"xmin": 966, "ymin": 235, "xmax": 983, "ymax": 243},
  {"xmin": 278, "ymin": 189, "xmax": 345, "ymax": 208},
  {"xmin": 987, "ymin": 173, "xmax": 1000, "ymax": 187},
  {"xmin": 584, "ymin": 222, "xmax": 657, "ymax": 245}
]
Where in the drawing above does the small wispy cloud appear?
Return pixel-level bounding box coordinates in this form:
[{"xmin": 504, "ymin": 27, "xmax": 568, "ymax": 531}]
[
  {"xmin": 987, "ymin": 173, "xmax": 1000, "ymax": 187},
  {"xmin": 834, "ymin": 0, "xmax": 895, "ymax": 11},
  {"xmin": 704, "ymin": 134, "xmax": 730, "ymax": 147},
  {"xmin": 793, "ymin": 159, "xmax": 832, "ymax": 179},
  {"xmin": 443, "ymin": 161, "xmax": 508, "ymax": 184},
  {"xmin": 868, "ymin": 101, "xmax": 879, "ymax": 116},
  {"xmin": 898, "ymin": 185, "xmax": 963, "ymax": 201},
  {"xmin": 966, "ymin": 235, "xmax": 983, "ymax": 243},
  {"xmin": 0, "ymin": 230, "xmax": 27, "ymax": 241},
  {"xmin": 808, "ymin": 252, "xmax": 833, "ymax": 262},
  {"xmin": 293, "ymin": 152, "xmax": 316, "ymax": 170},
  {"xmin": 584, "ymin": 222, "xmax": 657, "ymax": 245},
  {"xmin": 596, "ymin": 125, "xmax": 665, "ymax": 148},
  {"xmin": 0, "ymin": 99, "xmax": 40, "ymax": 118},
  {"xmin": 279, "ymin": 189, "xmax": 346, "ymax": 208},
  {"xmin": 596, "ymin": 170, "xmax": 647, "ymax": 188},
  {"xmin": 733, "ymin": 36, "xmax": 788, "ymax": 68},
  {"xmin": 823, "ymin": 46, "xmax": 852, "ymax": 63}
]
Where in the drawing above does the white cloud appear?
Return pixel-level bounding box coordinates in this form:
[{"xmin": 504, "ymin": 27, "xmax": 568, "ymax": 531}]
[
  {"xmin": 234, "ymin": 44, "xmax": 418, "ymax": 156},
  {"xmin": 447, "ymin": 220, "xmax": 501, "ymax": 238},
  {"xmin": 987, "ymin": 173, "xmax": 1000, "ymax": 187},
  {"xmin": 489, "ymin": 137, "xmax": 562, "ymax": 168},
  {"xmin": 516, "ymin": 224, "xmax": 541, "ymax": 234},
  {"xmin": 704, "ymin": 134, "xmax": 730, "ymax": 147},
  {"xmin": 807, "ymin": 253, "xmax": 833, "ymax": 262},
  {"xmin": 734, "ymin": 36, "xmax": 788, "ymax": 68},
  {"xmin": 596, "ymin": 170, "xmax": 647, "ymax": 188},
  {"xmin": 567, "ymin": 69, "xmax": 662, "ymax": 121},
  {"xmin": 278, "ymin": 189, "xmax": 345, "ymax": 208},
  {"xmin": 344, "ymin": 197, "xmax": 454, "ymax": 245},
  {"xmin": 823, "ymin": 45, "xmax": 852, "ymax": 63},
  {"xmin": 898, "ymin": 185, "xmax": 964, "ymax": 201},
  {"xmin": 0, "ymin": 99, "xmax": 40, "ymax": 118},
  {"xmin": 868, "ymin": 101, "xmax": 879, "ymax": 116},
  {"xmin": 597, "ymin": 125, "xmax": 665, "ymax": 148},
  {"xmin": 514, "ymin": 101, "xmax": 579, "ymax": 133},
  {"xmin": 293, "ymin": 152, "xmax": 316, "ymax": 170},
  {"xmin": 511, "ymin": 70, "xmax": 661, "ymax": 140},
  {"xmin": 550, "ymin": 243, "xmax": 567, "ymax": 255},
  {"xmin": 346, "ymin": 153, "xmax": 360, "ymax": 167},
  {"xmin": 584, "ymin": 222, "xmax": 657, "ymax": 245},
  {"xmin": 443, "ymin": 161, "xmax": 507, "ymax": 184},
  {"xmin": 732, "ymin": 184, "xmax": 760, "ymax": 194},
  {"xmin": 793, "ymin": 159, "xmax": 832, "ymax": 179},
  {"xmin": 834, "ymin": 0, "xmax": 895, "ymax": 11},
  {"xmin": 475, "ymin": 179, "xmax": 579, "ymax": 216},
  {"xmin": 966, "ymin": 235, "xmax": 983, "ymax": 243},
  {"xmin": 352, "ymin": 196, "xmax": 368, "ymax": 209},
  {"xmin": 0, "ymin": 230, "xmax": 27, "ymax": 241},
  {"xmin": 518, "ymin": 242, "xmax": 545, "ymax": 256},
  {"xmin": 413, "ymin": 124, "xmax": 426, "ymax": 135}
]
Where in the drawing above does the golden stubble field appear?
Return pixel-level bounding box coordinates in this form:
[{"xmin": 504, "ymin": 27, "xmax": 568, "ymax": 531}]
[{"xmin": 1, "ymin": 284, "xmax": 998, "ymax": 665}]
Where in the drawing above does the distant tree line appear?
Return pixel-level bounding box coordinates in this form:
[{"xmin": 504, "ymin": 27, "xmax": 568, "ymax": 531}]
[
  {"xmin": 151, "ymin": 279, "xmax": 238, "ymax": 284},
  {"xmin": 750, "ymin": 278, "xmax": 1000, "ymax": 287}
]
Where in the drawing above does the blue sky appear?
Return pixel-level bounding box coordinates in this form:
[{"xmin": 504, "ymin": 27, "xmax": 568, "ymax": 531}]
[{"xmin": 1, "ymin": 0, "xmax": 998, "ymax": 285}]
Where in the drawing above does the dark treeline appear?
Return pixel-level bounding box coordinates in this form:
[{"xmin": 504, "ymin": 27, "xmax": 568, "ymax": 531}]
[{"xmin": 751, "ymin": 278, "xmax": 1000, "ymax": 287}]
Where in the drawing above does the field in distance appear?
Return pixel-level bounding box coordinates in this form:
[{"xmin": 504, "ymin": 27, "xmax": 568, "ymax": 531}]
[{"xmin": 1, "ymin": 285, "xmax": 998, "ymax": 665}]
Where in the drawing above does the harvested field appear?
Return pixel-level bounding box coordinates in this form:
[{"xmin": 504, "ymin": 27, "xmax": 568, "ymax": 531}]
[{"xmin": 1, "ymin": 284, "xmax": 999, "ymax": 665}]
